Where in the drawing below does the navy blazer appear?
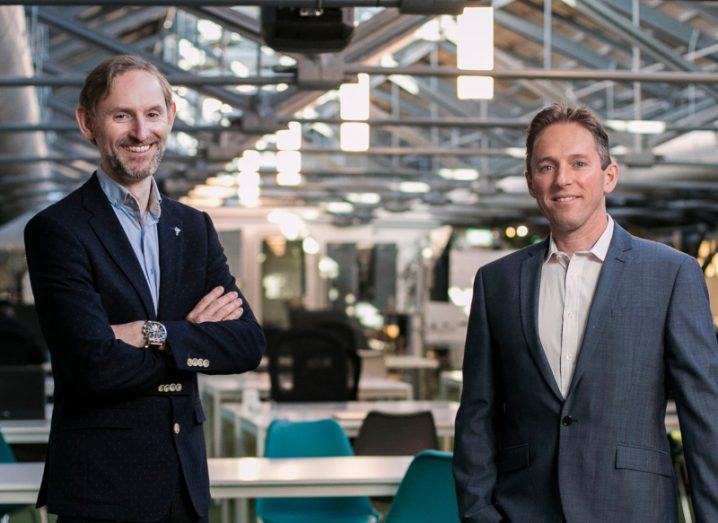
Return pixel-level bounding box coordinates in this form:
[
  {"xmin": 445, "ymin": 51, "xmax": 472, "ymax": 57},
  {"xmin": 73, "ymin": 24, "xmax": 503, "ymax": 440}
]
[
  {"xmin": 454, "ymin": 223, "xmax": 718, "ymax": 522},
  {"xmin": 24, "ymin": 174, "xmax": 265, "ymax": 521}
]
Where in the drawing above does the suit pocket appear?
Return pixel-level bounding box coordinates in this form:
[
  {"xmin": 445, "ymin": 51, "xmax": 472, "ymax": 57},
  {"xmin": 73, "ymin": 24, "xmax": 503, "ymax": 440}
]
[
  {"xmin": 498, "ymin": 443, "xmax": 530, "ymax": 473},
  {"xmin": 615, "ymin": 444, "xmax": 673, "ymax": 477}
]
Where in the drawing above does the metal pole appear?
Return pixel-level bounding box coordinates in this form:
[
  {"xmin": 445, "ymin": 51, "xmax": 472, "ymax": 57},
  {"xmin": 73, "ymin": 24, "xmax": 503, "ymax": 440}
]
[
  {"xmin": 0, "ymin": 74, "xmax": 292, "ymax": 87},
  {"xmin": 347, "ymin": 65, "xmax": 718, "ymax": 83}
]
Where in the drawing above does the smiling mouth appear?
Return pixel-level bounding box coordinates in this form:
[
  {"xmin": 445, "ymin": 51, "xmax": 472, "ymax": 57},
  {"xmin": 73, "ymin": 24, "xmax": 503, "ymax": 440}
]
[
  {"xmin": 123, "ymin": 144, "xmax": 153, "ymax": 153},
  {"xmin": 552, "ymin": 195, "xmax": 579, "ymax": 202}
]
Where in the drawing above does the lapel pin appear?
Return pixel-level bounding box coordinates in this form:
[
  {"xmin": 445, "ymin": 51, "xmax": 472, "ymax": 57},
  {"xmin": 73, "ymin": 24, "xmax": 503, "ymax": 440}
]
[{"xmin": 174, "ymin": 227, "xmax": 181, "ymax": 236}]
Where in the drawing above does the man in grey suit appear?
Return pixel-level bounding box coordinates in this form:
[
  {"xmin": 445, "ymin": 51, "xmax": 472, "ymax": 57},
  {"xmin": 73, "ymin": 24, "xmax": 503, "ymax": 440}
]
[{"xmin": 453, "ymin": 103, "xmax": 718, "ymax": 522}]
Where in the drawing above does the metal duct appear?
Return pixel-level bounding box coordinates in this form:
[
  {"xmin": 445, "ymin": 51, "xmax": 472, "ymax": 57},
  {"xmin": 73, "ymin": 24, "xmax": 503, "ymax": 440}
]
[{"xmin": 0, "ymin": 6, "xmax": 61, "ymax": 220}]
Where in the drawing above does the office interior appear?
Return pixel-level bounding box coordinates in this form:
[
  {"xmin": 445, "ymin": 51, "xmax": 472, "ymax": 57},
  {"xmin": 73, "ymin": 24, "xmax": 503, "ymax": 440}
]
[{"xmin": 0, "ymin": 0, "xmax": 718, "ymax": 521}]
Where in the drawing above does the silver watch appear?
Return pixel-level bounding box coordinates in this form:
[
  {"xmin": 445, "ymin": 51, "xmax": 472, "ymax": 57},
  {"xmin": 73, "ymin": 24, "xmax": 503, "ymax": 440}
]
[{"xmin": 142, "ymin": 321, "xmax": 168, "ymax": 351}]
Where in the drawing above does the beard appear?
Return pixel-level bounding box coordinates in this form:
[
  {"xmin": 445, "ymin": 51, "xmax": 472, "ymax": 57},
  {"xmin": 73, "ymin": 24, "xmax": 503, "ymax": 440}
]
[{"xmin": 106, "ymin": 141, "xmax": 165, "ymax": 182}]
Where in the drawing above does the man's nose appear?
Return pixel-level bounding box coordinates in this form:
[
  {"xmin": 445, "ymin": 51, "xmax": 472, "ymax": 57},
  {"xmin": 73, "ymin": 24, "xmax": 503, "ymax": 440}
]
[
  {"xmin": 130, "ymin": 117, "xmax": 149, "ymax": 141},
  {"xmin": 554, "ymin": 164, "xmax": 573, "ymax": 186}
]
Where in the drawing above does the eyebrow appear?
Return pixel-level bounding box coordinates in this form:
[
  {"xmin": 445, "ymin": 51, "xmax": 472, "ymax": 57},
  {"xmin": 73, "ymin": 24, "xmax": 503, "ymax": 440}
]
[
  {"xmin": 534, "ymin": 153, "xmax": 590, "ymax": 164},
  {"xmin": 109, "ymin": 105, "xmax": 165, "ymax": 114}
]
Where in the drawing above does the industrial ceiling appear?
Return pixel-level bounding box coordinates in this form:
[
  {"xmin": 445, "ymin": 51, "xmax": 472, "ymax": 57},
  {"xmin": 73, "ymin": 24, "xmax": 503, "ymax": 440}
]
[{"xmin": 2, "ymin": 0, "xmax": 718, "ymax": 231}]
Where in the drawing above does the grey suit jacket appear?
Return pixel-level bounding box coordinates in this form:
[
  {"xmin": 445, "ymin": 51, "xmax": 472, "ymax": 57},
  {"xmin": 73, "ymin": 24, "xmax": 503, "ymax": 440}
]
[{"xmin": 454, "ymin": 223, "xmax": 718, "ymax": 523}]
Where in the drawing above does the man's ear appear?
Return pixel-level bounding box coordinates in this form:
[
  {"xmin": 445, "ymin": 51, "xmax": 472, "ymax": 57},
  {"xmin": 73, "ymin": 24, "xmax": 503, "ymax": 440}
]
[
  {"xmin": 75, "ymin": 106, "xmax": 95, "ymax": 142},
  {"xmin": 603, "ymin": 161, "xmax": 620, "ymax": 195},
  {"xmin": 525, "ymin": 170, "xmax": 536, "ymax": 198},
  {"xmin": 167, "ymin": 102, "xmax": 176, "ymax": 129}
]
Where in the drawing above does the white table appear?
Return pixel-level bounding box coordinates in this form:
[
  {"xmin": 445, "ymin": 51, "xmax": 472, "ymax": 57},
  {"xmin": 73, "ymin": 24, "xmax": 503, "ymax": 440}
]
[
  {"xmin": 0, "ymin": 456, "xmax": 412, "ymax": 523},
  {"xmin": 222, "ymin": 400, "xmax": 459, "ymax": 456},
  {"xmin": 0, "ymin": 405, "xmax": 52, "ymax": 444},
  {"xmin": 439, "ymin": 370, "xmax": 463, "ymax": 399},
  {"xmin": 384, "ymin": 356, "xmax": 439, "ymax": 399},
  {"xmin": 201, "ymin": 373, "xmax": 414, "ymax": 456}
]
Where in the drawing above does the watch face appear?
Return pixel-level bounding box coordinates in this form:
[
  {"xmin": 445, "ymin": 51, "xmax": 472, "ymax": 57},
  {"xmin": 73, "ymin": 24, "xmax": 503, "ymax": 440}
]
[{"xmin": 144, "ymin": 321, "xmax": 167, "ymax": 343}]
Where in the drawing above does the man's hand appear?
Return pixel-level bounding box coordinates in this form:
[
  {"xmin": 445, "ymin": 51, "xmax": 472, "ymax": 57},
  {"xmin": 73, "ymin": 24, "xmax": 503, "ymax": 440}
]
[
  {"xmin": 111, "ymin": 321, "xmax": 146, "ymax": 348},
  {"xmin": 186, "ymin": 286, "xmax": 244, "ymax": 324}
]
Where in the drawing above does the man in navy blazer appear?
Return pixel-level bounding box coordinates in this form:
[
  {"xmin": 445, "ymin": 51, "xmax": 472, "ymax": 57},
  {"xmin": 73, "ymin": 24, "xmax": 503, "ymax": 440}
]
[
  {"xmin": 24, "ymin": 55, "xmax": 265, "ymax": 522},
  {"xmin": 454, "ymin": 103, "xmax": 718, "ymax": 522}
]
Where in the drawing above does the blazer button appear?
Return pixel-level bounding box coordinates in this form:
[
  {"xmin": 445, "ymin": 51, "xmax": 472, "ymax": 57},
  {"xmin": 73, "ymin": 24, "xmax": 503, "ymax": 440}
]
[
  {"xmin": 186, "ymin": 358, "xmax": 193, "ymax": 366},
  {"xmin": 562, "ymin": 415, "xmax": 573, "ymax": 426},
  {"xmin": 177, "ymin": 383, "xmax": 183, "ymax": 392},
  {"xmin": 173, "ymin": 422, "xmax": 181, "ymax": 434},
  {"xmin": 157, "ymin": 385, "xmax": 163, "ymax": 392}
]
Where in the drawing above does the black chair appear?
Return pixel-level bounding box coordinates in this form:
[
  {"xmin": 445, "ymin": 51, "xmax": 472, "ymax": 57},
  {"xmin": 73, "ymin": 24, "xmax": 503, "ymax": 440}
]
[
  {"xmin": 0, "ymin": 365, "xmax": 45, "ymax": 420},
  {"xmin": 353, "ymin": 410, "xmax": 438, "ymax": 456},
  {"xmin": 269, "ymin": 329, "xmax": 361, "ymax": 402}
]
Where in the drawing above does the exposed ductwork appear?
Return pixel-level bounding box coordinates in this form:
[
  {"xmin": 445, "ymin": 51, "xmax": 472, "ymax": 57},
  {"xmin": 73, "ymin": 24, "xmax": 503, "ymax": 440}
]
[{"xmin": 0, "ymin": 6, "xmax": 62, "ymax": 221}]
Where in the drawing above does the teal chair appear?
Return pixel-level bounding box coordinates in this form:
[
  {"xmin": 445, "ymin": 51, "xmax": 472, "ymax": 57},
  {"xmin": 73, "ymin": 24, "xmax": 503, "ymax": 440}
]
[
  {"xmin": 0, "ymin": 431, "xmax": 29, "ymax": 519},
  {"xmin": 256, "ymin": 419, "xmax": 379, "ymax": 523},
  {"xmin": 386, "ymin": 450, "xmax": 460, "ymax": 523}
]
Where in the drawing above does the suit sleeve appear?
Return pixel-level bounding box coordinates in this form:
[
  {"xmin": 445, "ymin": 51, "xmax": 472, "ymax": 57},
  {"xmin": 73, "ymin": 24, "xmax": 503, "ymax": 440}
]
[
  {"xmin": 24, "ymin": 212, "xmax": 169, "ymax": 402},
  {"xmin": 664, "ymin": 256, "xmax": 718, "ymax": 521},
  {"xmin": 163, "ymin": 212, "xmax": 265, "ymax": 375},
  {"xmin": 453, "ymin": 268, "xmax": 504, "ymax": 523}
]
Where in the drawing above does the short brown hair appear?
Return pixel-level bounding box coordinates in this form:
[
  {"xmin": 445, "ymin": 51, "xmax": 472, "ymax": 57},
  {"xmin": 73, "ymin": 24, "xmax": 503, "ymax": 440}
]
[
  {"xmin": 79, "ymin": 55, "xmax": 173, "ymax": 117},
  {"xmin": 525, "ymin": 102, "xmax": 611, "ymax": 176}
]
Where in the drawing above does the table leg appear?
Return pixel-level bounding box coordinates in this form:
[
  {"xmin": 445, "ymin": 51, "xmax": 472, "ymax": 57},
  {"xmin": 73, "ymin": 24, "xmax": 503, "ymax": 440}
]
[{"xmin": 213, "ymin": 392, "xmax": 221, "ymax": 457}]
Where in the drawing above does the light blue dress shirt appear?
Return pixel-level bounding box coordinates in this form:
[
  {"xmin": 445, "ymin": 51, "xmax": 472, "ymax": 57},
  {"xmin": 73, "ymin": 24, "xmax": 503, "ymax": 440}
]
[{"xmin": 97, "ymin": 168, "xmax": 162, "ymax": 314}]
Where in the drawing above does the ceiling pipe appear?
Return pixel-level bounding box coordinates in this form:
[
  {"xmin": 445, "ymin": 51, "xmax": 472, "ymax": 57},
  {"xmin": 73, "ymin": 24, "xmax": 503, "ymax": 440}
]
[{"xmin": 0, "ymin": 6, "xmax": 62, "ymax": 219}]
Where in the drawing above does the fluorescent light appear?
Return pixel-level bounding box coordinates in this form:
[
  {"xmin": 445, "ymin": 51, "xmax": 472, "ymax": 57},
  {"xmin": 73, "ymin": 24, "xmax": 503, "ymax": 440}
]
[
  {"xmin": 276, "ymin": 151, "xmax": 301, "ymax": 173},
  {"xmin": 339, "ymin": 73, "xmax": 370, "ymax": 121},
  {"xmin": 207, "ymin": 174, "xmax": 236, "ymax": 187},
  {"xmin": 457, "ymin": 7, "xmax": 493, "ymax": 71},
  {"xmin": 189, "ymin": 184, "xmax": 236, "ymax": 199},
  {"xmin": 180, "ymin": 196, "xmax": 223, "ymax": 208},
  {"xmin": 399, "ymin": 181, "xmax": 430, "ymax": 193},
  {"xmin": 340, "ymin": 122, "xmax": 370, "ymax": 152},
  {"xmin": 276, "ymin": 121, "xmax": 302, "ymax": 151},
  {"xmin": 439, "ymin": 168, "xmax": 479, "ymax": 181},
  {"xmin": 197, "ymin": 20, "xmax": 222, "ymax": 42},
  {"xmin": 276, "ymin": 171, "xmax": 302, "ymax": 186},
  {"xmin": 606, "ymin": 119, "xmax": 666, "ymax": 135},
  {"xmin": 466, "ymin": 228, "xmax": 494, "ymax": 247},
  {"xmin": 325, "ymin": 201, "xmax": 354, "ymax": 214},
  {"xmin": 505, "ymin": 147, "xmax": 525, "ymax": 159},
  {"xmin": 346, "ymin": 192, "xmax": 381, "ymax": 205},
  {"xmin": 457, "ymin": 76, "xmax": 494, "ymax": 100},
  {"xmin": 240, "ymin": 150, "xmax": 260, "ymax": 173},
  {"xmin": 302, "ymin": 237, "xmax": 320, "ymax": 255}
]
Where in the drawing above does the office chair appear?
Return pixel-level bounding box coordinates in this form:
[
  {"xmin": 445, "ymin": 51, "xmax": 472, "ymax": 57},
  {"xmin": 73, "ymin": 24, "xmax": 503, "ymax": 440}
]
[
  {"xmin": 269, "ymin": 329, "xmax": 361, "ymax": 402},
  {"xmin": 256, "ymin": 419, "xmax": 379, "ymax": 523},
  {"xmin": 385, "ymin": 450, "xmax": 459, "ymax": 523},
  {"xmin": 353, "ymin": 411, "xmax": 438, "ymax": 456}
]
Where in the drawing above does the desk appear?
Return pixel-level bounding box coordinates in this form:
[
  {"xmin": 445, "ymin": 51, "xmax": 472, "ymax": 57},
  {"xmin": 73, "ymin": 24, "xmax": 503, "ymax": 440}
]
[
  {"xmin": 439, "ymin": 370, "xmax": 463, "ymax": 400},
  {"xmin": 201, "ymin": 374, "xmax": 414, "ymax": 456},
  {"xmin": 0, "ymin": 457, "xmax": 412, "ymax": 522},
  {"xmin": 0, "ymin": 405, "xmax": 52, "ymax": 444},
  {"xmin": 384, "ymin": 356, "xmax": 439, "ymax": 399},
  {"xmin": 222, "ymin": 400, "xmax": 459, "ymax": 456}
]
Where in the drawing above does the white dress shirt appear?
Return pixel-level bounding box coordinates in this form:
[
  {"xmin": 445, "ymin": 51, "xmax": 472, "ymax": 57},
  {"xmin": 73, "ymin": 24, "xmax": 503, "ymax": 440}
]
[{"xmin": 538, "ymin": 216, "xmax": 614, "ymax": 397}]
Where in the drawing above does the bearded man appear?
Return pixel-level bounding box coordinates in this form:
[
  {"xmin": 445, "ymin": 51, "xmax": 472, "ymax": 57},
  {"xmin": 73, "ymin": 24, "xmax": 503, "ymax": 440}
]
[{"xmin": 24, "ymin": 55, "xmax": 266, "ymax": 522}]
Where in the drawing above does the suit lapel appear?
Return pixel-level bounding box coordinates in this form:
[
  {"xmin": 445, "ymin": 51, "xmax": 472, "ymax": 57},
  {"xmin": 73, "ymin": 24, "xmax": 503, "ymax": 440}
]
[
  {"xmin": 157, "ymin": 201, "xmax": 183, "ymax": 321},
  {"xmin": 566, "ymin": 224, "xmax": 633, "ymax": 397},
  {"xmin": 83, "ymin": 173, "xmax": 155, "ymax": 319},
  {"xmin": 520, "ymin": 240, "xmax": 564, "ymax": 402}
]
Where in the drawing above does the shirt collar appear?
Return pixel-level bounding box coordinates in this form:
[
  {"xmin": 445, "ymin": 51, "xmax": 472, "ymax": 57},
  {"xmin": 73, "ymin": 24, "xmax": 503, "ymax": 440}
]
[
  {"xmin": 96, "ymin": 167, "xmax": 162, "ymax": 220},
  {"xmin": 546, "ymin": 215, "xmax": 614, "ymax": 263}
]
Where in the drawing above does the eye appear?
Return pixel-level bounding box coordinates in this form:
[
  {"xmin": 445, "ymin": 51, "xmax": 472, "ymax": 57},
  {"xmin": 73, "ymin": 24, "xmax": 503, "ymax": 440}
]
[
  {"xmin": 114, "ymin": 113, "xmax": 130, "ymax": 121},
  {"xmin": 538, "ymin": 164, "xmax": 553, "ymax": 173},
  {"xmin": 575, "ymin": 160, "xmax": 587, "ymax": 168},
  {"xmin": 147, "ymin": 112, "xmax": 161, "ymax": 119}
]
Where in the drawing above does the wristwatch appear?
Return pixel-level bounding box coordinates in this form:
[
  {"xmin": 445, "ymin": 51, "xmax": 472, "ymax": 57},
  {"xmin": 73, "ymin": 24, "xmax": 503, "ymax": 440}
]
[{"xmin": 142, "ymin": 321, "xmax": 168, "ymax": 351}]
